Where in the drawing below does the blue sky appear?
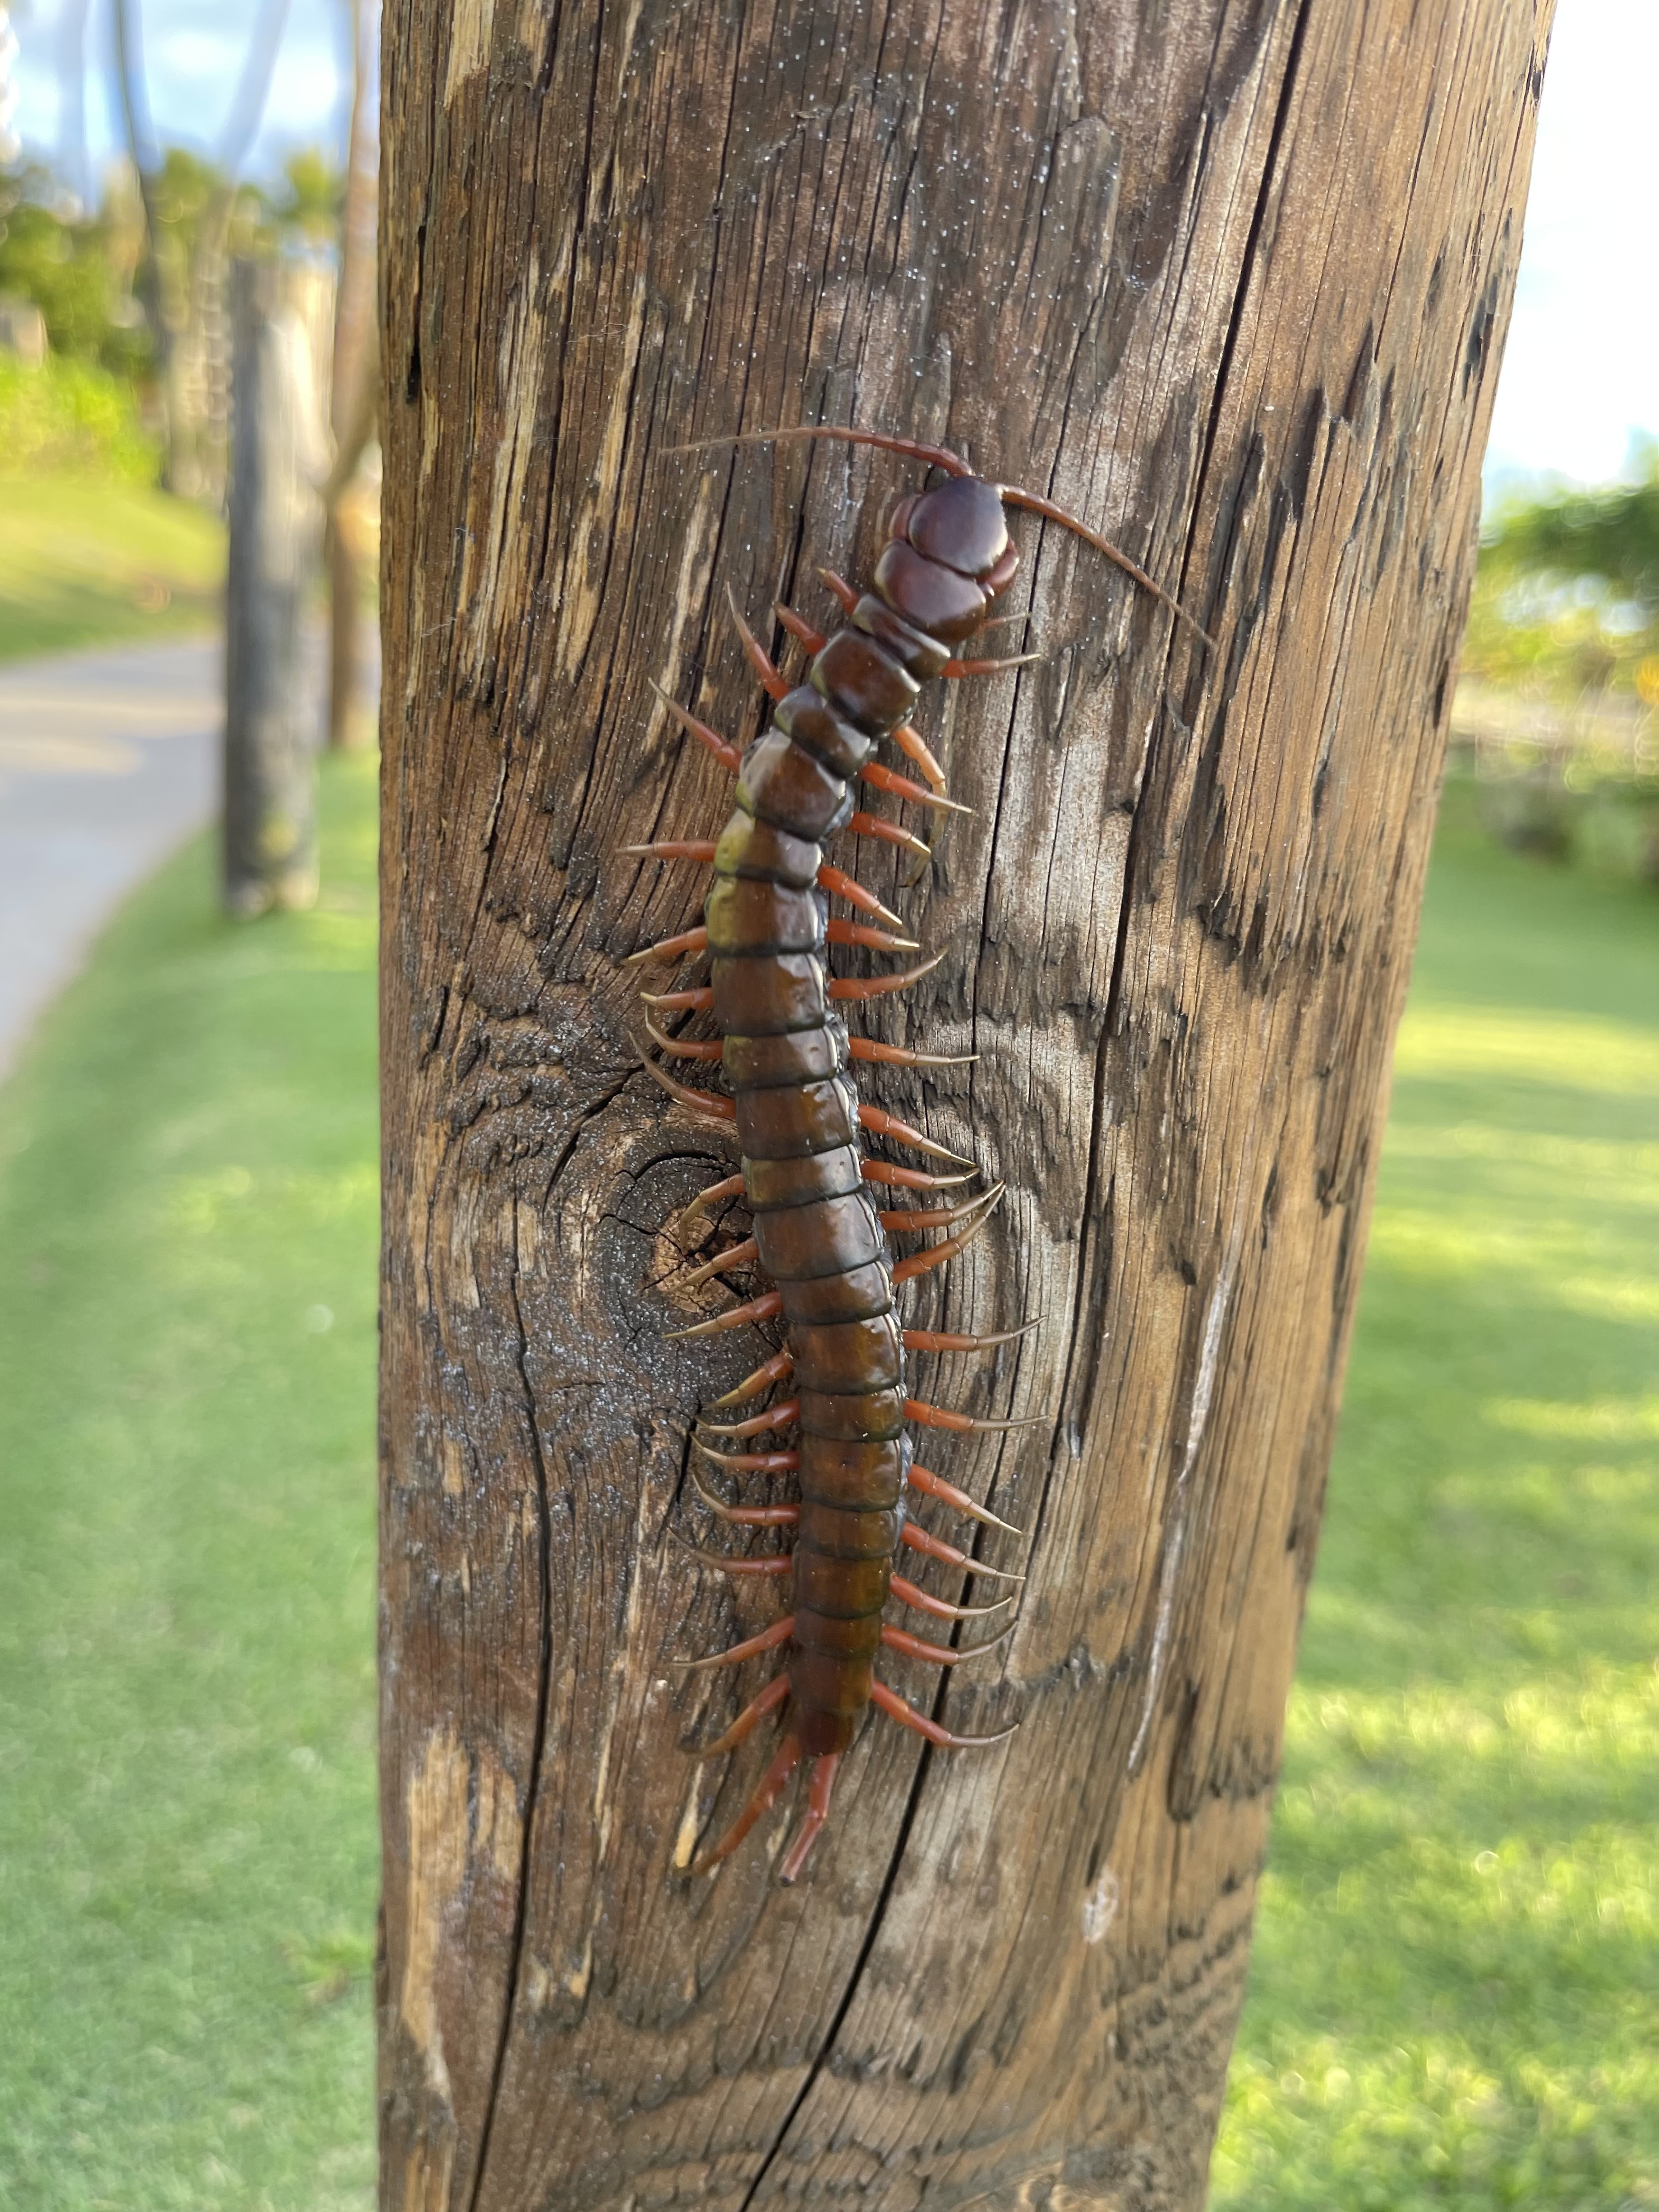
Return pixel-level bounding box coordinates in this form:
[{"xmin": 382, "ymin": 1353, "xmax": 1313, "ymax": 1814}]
[{"xmin": 8, "ymin": 0, "xmax": 1655, "ymax": 488}]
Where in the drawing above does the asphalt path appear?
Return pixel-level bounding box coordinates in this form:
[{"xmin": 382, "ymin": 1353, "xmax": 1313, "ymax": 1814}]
[{"xmin": 0, "ymin": 629, "xmax": 340, "ymax": 1084}]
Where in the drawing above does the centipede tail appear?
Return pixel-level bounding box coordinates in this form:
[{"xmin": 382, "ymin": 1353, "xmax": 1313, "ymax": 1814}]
[{"xmin": 629, "ymin": 435, "xmax": 1200, "ymax": 1882}]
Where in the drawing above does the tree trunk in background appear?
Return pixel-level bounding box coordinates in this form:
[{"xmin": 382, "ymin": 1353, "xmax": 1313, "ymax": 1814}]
[
  {"xmin": 376, "ymin": 1, "xmax": 1552, "ymax": 2204},
  {"xmin": 325, "ymin": 0, "xmax": 380, "ymax": 750},
  {"xmin": 223, "ymin": 256, "xmax": 325, "ymax": 917}
]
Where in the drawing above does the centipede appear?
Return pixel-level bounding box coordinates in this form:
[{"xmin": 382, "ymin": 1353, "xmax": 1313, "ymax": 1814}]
[{"xmin": 626, "ymin": 424, "xmax": 1207, "ymax": 1886}]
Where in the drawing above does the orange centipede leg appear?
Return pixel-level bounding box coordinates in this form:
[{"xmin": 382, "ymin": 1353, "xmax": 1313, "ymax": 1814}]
[
  {"xmin": 674, "ymin": 1615, "xmax": 796, "ymax": 1670},
  {"xmin": 861, "ymin": 1158, "xmax": 976, "ymax": 1192},
  {"xmin": 694, "ymin": 1672, "xmax": 792, "ymax": 1758},
  {"xmin": 817, "ymin": 861, "xmax": 904, "ymax": 928},
  {"xmin": 891, "ymin": 720, "xmax": 949, "ymax": 795},
  {"xmin": 858, "ymin": 1103, "xmax": 973, "ymax": 1166},
  {"xmin": 693, "ymin": 1437, "xmax": 800, "ymax": 1474},
  {"xmin": 778, "ymin": 1753, "xmax": 842, "ymax": 1885},
  {"xmin": 905, "ymin": 1398, "xmax": 1040, "ymax": 1437},
  {"xmin": 641, "ymin": 985, "xmax": 715, "ymax": 1012},
  {"xmin": 880, "ymin": 1621, "xmax": 1015, "ymax": 1669},
  {"xmin": 906, "ymin": 1463, "xmax": 1022, "ymax": 1537},
  {"xmin": 649, "ymin": 680, "xmax": 743, "ymax": 772},
  {"xmin": 941, "ymin": 651, "xmax": 1042, "ymax": 679},
  {"xmin": 830, "ymin": 953, "xmax": 945, "ymax": 1004},
  {"xmin": 870, "ymin": 1679, "xmax": 1017, "ymax": 1750},
  {"xmin": 890, "ymin": 1573, "xmax": 1013, "ymax": 1622},
  {"xmin": 643, "ymin": 1013, "xmax": 723, "ymax": 1062},
  {"xmin": 698, "ymin": 1397, "xmax": 800, "ymax": 1440},
  {"xmin": 680, "ymin": 1237, "xmax": 759, "ymax": 1289},
  {"xmin": 879, "ymin": 1191, "xmax": 1002, "ymax": 1236},
  {"xmin": 774, "ymin": 602, "xmax": 827, "ymax": 654},
  {"xmin": 903, "ymin": 1320, "xmax": 1039, "ymax": 1354},
  {"xmin": 726, "ymin": 587, "xmax": 789, "ymax": 702},
  {"xmin": 891, "ymin": 1189, "xmax": 1004, "ymax": 1282},
  {"xmin": 666, "ymin": 1288, "xmax": 784, "ymax": 1340},
  {"xmin": 846, "ymin": 810, "xmax": 931, "ymax": 862},
  {"xmin": 639, "ymin": 1053, "xmax": 736, "ymax": 1122},
  {"xmin": 816, "ymin": 565, "xmax": 859, "ymax": 616},
  {"xmin": 694, "ymin": 1730, "xmax": 801, "ymax": 1870},
  {"xmin": 901, "ymin": 1521, "xmax": 1024, "ymax": 1583},
  {"xmin": 678, "ymin": 1541, "xmax": 793, "ymax": 1580},
  {"xmin": 861, "ymin": 759, "xmax": 971, "ymax": 814},
  {"xmin": 827, "ymin": 918, "xmax": 921, "ymax": 954},
  {"xmin": 850, "ymin": 1037, "xmax": 976, "ymax": 1070},
  {"xmin": 689, "ymin": 1464, "xmax": 800, "ymax": 1527},
  {"xmin": 621, "ymin": 838, "xmax": 718, "ymax": 863},
  {"xmin": 712, "ymin": 1349, "xmax": 795, "ymax": 1405},
  {"xmin": 676, "ymin": 1173, "xmax": 745, "ymax": 1239},
  {"xmin": 626, "ymin": 925, "xmax": 709, "ymax": 966}
]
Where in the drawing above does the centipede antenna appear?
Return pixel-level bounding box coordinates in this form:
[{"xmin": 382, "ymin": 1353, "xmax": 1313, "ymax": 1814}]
[
  {"xmin": 993, "ymin": 484, "xmax": 1216, "ymax": 649},
  {"xmin": 667, "ymin": 423, "xmax": 973, "ymax": 480}
]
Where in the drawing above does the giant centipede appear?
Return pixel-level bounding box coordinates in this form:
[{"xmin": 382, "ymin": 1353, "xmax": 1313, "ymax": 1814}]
[{"xmin": 626, "ymin": 425, "xmax": 1206, "ymax": 1886}]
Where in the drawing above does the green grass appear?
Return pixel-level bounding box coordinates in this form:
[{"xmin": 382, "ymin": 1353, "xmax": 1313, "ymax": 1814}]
[
  {"xmin": 0, "ymin": 753, "xmax": 379, "ymax": 2210},
  {"xmin": 0, "ymin": 754, "xmax": 1654, "ymax": 2209},
  {"xmin": 0, "ymin": 473, "xmax": 224, "ymax": 665},
  {"xmin": 1214, "ymin": 785, "xmax": 1659, "ymax": 2208}
]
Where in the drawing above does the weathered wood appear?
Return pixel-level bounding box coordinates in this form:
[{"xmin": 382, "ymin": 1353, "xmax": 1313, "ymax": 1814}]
[
  {"xmin": 223, "ymin": 256, "xmax": 326, "ymax": 917},
  {"xmin": 376, "ymin": 1, "xmax": 1552, "ymax": 2204}
]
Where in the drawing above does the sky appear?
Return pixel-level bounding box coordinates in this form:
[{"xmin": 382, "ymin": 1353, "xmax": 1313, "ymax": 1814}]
[{"xmin": 6, "ymin": 0, "xmax": 1656, "ymax": 490}]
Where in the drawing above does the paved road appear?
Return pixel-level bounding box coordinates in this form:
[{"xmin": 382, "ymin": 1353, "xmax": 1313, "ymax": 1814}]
[{"xmin": 0, "ymin": 635, "xmax": 224, "ymax": 1082}]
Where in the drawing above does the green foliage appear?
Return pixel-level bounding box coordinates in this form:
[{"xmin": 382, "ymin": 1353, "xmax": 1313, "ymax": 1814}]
[
  {"xmin": 0, "ymin": 471, "xmax": 223, "ymax": 661},
  {"xmin": 1483, "ymin": 441, "xmax": 1659, "ymax": 612},
  {"xmin": 0, "ymin": 353, "xmax": 156, "ymax": 478},
  {"xmin": 0, "ymin": 163, "xmax": 149, "ymax": 376},
  {"xmin": 0, "ymin": 755, "xmax": 380, "ymax": 2212},
  {"xmin": 1215, "ymin": 793, "xmax": 1659, "ymax": 2208}
]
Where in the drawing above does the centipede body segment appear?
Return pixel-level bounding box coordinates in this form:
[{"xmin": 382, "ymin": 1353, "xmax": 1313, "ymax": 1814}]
[{"xmin": 627, "ymin": 426, "xmax": 1198, "ymax": 1883}]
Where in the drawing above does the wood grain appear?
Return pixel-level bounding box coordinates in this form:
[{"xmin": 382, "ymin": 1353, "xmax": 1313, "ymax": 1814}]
[{"xmin": 376, "ymin": 1, "xmax": 1554, "ymax": 2204}]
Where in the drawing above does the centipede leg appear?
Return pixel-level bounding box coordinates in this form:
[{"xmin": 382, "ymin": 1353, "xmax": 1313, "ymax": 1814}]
[
  {"xmin": 666, "ymin": 1287, "xmax": 784, "ymax": 1340},
  {"xmin": 692, "ymin": 1671, "xmax": 791, "ymax": 1758},
  {"xmin": 694, "ymin": 1730, "xmax": 802, "ymax": 1871},
  {"xmin": 697, "ymin": 1397, "xmax": 800, "ymax": 1440},
  {"xmin": 902, "ymin": 1319, "xmax": 1040, "ymax": 1354},
  {"xmin": 870, "ymin": 1679, "xmax": 1016, "ymax": 1750},
  {"xmin": 649, "ymin": 681, "xmax": 742, "ymax": 772},
  {"xmin": 890, "ymin": 1574, "xmax": 1013, "ymax": 1622},
  {"xmin": 676, "ymin": 1173, "xmax": 745, "ymax": 1241},
  {"xmin": 778, "ymin": 1753, "xmax": 842, "ymax": 1884},
  {"xmin": 726, "ymin": 587, "xmax": 789, "ymax": 702},
  {"xmin": 906, "ymin": 1460, "xmax": 1023, "ymax": 1537},
  {"xmin": 851, "ymin": 1037, "xmax": 976, "ymax": 1070},
  {"xmin": 775, "ymin": 603, "xmax": 827, "ymax": 655},
  {"xmin": 881, "ymin": 1621, "xmax": 1015, "ymax": 1668},
  {"xmin": 712, "ymin": 1349, "xmax": 795, "ymax": 1406},
  {"xmin": 639, "ymin": 1052, "xmax": 736, "ymax": 1122},
  {"xmin": 673, "ymin": 1615, "xmax": 796, "ymax": 1670},
  {"xmin": 828, "ymin": 952, "xmax": 944, "ymax": 1004},
  {"xmin": 891, "ymin": 1186, "xmax": 1005, "ymax": 1279},
  {"xmin": 901, "ymin": 1520, "xmax": 1024, "ymax": 1583}
]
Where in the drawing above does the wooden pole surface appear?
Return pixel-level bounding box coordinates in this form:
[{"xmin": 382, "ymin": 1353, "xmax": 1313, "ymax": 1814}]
[
  {"xmin": 223, "ymin": 255, "xmax": 326, "ymax": 916},
  {"xmin": 376, "ymin": 2, "xmax": 1553, "ymax": 2204}
]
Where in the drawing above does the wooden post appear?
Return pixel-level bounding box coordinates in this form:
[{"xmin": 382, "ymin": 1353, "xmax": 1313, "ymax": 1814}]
[
  {"xmin": 376, "ymin": 2, "xmax": 1554, "ymax": 2205},
  {"xmin": 223, "ymin": 255, "xmax": 326, "ymax": 917}
]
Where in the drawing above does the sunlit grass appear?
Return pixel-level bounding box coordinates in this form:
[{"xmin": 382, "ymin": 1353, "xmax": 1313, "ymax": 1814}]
[
  {"xmin": 1214, "ymin": 812, "xmax": 1659, "ymax": 2208},
  {"xmin": 0, "ymin": 473, "xmax": 224, "ymax": 665},
  {"xmin": 0, "ymin": 754, "xmax": 378, "ymax": 2210}
]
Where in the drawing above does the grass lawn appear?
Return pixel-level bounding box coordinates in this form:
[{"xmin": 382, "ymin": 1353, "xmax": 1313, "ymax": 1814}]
[
  {"xmin": 0, "ymin": 474, "xmax": 224, "ymax": 666},
  {"xmin": 0, "ymin": 759, "xmax": 1654, "ymax": 2206},
  {"xmin": 1215, "ymin": 784, "xmax": 1659, "ymax": 2207},
  {"xmin": 0, "ymin": 753, "xmax": 379, "ymax": 2210}
]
